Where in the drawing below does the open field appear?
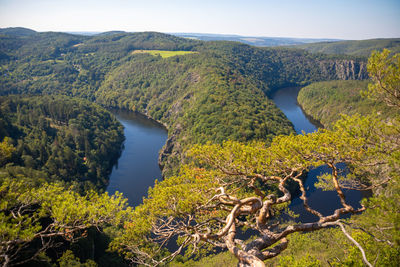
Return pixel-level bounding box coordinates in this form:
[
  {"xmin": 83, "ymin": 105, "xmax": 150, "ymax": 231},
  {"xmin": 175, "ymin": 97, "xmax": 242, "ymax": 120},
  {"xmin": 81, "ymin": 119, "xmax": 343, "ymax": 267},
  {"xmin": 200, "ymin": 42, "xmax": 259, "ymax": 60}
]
[{"xmin": 131, "ymin": 49, "xmax": 197, "ymax": 58}]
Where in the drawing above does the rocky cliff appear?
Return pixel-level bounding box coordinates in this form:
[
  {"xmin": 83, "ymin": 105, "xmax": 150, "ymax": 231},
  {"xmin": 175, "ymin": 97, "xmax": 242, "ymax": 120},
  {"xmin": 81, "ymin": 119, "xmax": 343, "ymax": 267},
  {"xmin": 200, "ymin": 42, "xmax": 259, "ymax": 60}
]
[{"xmin": 319, "ymin": 59, "xmax": 368, "ymax": 80}]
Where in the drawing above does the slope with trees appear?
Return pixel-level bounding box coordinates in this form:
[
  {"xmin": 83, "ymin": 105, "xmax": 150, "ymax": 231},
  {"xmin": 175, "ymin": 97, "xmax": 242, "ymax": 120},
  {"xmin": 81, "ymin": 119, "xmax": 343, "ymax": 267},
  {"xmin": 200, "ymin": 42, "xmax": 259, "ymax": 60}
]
[
  {"xmin": 95, "ymin": 39, "xmax": 368, "ymax": 175},
  {"xmin": 298, "ymin": 49, "xmax": 399, "ymax": 127},
  {"xmin": 296, "ymin": 38, "xmax": 400, "ymax": 57},
  {"xmin": 0, "ymin": 95, "xmax": 124, "ymax": 189},
  {"xmin": 297, "ymin": 80, "xmax": 398, "ymax": 127},
  {"xmin": 0, "ymin": 94, "xmax": 129, "ymax": 266}
]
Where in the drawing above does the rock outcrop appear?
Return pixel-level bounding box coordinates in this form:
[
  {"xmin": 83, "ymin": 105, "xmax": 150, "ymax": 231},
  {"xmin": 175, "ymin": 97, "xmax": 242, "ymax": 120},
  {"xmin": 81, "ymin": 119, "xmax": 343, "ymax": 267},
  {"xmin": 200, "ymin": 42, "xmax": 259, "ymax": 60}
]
[{"xmin": 319, "ymin": 59, "xmax": 368, "ymax": 80}]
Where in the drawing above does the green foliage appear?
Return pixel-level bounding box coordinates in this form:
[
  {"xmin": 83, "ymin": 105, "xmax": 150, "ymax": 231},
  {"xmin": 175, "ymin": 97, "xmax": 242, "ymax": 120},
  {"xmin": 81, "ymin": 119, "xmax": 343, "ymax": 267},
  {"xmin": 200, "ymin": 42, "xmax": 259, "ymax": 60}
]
[
  {"xmin": 0, "ymin": 177, "xmax": 132, "ymax": 266},
  {"xmin": 0, "ymin": 95, "xmax": 124, "ymax": 189},
  {"xmin": 285, "ymin": 50, "xmax": 400, "ymax": 266},
  {"xmin": 364, "ymin": 48, "xmax": 400, "ymax": 108},
  {"xmin": 297, "ymin": 80, "xmax": 398, "ymax": 127},
  {"xmin": 278, "ymin": 254, "xmax": 321, "ymax": 267},
  {"xmin": 0, "ymin": 137, "xmax": 14, "ymax": 166},
  {"xmin": 297, "ymin": 38, "xmax": 400, "ymax": 57},
  {"xmin": 58, "ymin": 250, "xmax": 97, "ymax": 267},
  {"xmin": 170, "ymin": 251, "xmax": 237, "ymax": 267}
]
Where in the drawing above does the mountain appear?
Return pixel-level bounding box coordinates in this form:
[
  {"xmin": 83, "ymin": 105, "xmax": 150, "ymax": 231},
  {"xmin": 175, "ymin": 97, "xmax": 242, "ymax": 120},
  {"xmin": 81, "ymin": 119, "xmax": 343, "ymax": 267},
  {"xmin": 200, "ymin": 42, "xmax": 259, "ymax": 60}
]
[
  {"xmin": 296, "ymin": 38, "xmax": 400, "ymax": 57},
  {"xmin": 0, "ymin": 27, "xmax": 37, "ymax": 37}
]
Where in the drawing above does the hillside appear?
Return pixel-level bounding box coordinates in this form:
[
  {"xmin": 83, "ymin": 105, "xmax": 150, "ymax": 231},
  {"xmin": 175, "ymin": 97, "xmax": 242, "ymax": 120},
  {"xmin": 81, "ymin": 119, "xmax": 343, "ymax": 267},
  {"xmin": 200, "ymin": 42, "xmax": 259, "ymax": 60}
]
[
  {"xmin": 0, "ymin": 95, "xmax": 124, "ymax": 189},
  {"xmin": 0, "ymin": 29, "xmax": 369, "ymax": 175},
  {"xmin": 296, "ymin": 38, "xmax": 400, "ymax": 57},
  {"xmin": 297, "ymin": 80, "xmax": 399, "ymax": 127},
  {"xmin": 94, "ymin": 40, "xmax": 368, "ymax": 175},
  {"xmin": 0, "ymin": 27, "xmax": 37, "ymax": 37}
]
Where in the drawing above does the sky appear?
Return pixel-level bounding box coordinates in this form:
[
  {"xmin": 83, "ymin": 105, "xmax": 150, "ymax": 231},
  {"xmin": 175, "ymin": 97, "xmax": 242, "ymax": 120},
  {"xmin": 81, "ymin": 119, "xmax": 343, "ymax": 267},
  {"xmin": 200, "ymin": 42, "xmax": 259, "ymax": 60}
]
[{"xmin": 0, "ymin": 0, "xmax": 399, "ymax": 40}]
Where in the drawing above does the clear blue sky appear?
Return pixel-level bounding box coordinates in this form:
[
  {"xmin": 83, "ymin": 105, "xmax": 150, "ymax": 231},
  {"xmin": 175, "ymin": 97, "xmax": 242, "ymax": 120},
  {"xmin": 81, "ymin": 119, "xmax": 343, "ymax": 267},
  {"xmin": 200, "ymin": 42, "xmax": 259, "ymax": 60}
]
[{"xmin": 0, "ymin": 0, "xmax": 399, "ymax": 39}]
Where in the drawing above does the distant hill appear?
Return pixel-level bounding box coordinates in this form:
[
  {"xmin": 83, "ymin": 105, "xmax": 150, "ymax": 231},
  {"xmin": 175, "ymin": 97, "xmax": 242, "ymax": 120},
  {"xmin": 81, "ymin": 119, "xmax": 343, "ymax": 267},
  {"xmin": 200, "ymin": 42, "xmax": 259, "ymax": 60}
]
[
  {"xmin": 172, "ymin": 32, "xmax": 340, "ymax": 47},
  {"xmin": 0, "ymin": 28, "xmax": 340, "ymax": 47},
  {"xmin": 296, "ymin": 38, "xmax": 400, "ymax": 57},
  {"xmin": 0, "ymin": 27, "xmax": 36, "ymax": 37},
  {"xmin": 67, "ymin": 31, "xmax": 127, "ymax": 36},
  {"xmin": 96, "ymin": 31, "xmax": 127, "ymax": 36}
]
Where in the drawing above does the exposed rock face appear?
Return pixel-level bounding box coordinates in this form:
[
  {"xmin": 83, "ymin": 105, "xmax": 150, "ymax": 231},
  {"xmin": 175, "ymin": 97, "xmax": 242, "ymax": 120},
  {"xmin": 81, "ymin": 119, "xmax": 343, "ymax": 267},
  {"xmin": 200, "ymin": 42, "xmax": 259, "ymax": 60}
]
[
  {"xmin": 319, "ymin": 59, "xmax": 368, "ymax": 80},
  {"xmin": 158, "ymin": 123, "xmax": 182, "ymax": 177}
]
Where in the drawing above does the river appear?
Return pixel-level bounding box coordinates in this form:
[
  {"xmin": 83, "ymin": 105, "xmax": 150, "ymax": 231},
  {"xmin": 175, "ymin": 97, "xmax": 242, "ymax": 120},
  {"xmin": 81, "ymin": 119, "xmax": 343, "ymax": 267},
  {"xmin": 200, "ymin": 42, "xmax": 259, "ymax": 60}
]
[
  {"xmin": 106, "ymin": 109, "xmax": 167, "ymax": 206},
  {"xmin": 107, "ymin": 87, "xmax": 361, "ymax": 222},
  {"xmin": 272, "ymin": 87, "xmax": 362, "ymax": 222}
]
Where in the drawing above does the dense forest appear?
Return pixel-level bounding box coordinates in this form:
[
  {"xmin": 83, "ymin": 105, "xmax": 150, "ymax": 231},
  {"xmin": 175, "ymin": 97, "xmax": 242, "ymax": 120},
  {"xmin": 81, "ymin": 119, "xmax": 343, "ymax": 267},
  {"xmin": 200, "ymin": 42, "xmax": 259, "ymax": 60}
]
[
  {"xmin": 297, "ymin": 80, "xmax": 399, "ymax": 127},
  {"xmin": 0, "ymin": 95, "xmax": 128, "ymax": 265},
  {"xmin": 0, "ymin": 95, "xmax": 124, "ymax": 189},
  {"xmin": 296, "ymin": 38, "xmax": 400, "ymax": 57},
  {"xmin": 0, "ymin": 28, "xmax": 399, "ymax": 266}
]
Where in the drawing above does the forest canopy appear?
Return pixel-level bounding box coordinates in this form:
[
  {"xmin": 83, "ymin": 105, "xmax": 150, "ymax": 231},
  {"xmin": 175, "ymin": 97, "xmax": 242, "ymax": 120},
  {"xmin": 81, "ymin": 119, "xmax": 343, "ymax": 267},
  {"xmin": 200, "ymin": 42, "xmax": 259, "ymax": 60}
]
[{"xmin": 0, "ymin": 95, "xmax": 124, "ymax": 189}]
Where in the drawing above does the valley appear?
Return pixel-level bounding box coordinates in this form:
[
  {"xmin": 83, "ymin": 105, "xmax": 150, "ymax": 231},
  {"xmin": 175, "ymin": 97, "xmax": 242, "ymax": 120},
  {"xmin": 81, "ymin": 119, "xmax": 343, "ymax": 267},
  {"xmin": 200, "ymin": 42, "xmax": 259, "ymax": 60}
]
[{"xmin": 0, "ymin": 28, "xmax": 399, "ymax": 266}]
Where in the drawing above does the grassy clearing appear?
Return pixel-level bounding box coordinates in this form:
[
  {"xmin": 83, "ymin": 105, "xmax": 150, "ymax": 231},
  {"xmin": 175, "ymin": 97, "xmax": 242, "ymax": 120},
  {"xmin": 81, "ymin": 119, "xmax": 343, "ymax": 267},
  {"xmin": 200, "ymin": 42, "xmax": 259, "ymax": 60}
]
[{"xmin": 131, "ymin": 50, "xmax": 197, "ymax": 58}]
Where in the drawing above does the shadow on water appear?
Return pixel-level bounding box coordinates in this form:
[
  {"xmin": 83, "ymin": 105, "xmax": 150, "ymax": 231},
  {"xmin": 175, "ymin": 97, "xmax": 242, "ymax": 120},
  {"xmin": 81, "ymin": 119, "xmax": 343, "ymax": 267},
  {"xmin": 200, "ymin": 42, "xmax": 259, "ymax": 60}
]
[
  {"xmin": 106, "ymin": 109, "xmax": 168, "ymax": 207},
  {"xmin": 272, "ymin": 87, "xmax": 362, "ymax": 222}
]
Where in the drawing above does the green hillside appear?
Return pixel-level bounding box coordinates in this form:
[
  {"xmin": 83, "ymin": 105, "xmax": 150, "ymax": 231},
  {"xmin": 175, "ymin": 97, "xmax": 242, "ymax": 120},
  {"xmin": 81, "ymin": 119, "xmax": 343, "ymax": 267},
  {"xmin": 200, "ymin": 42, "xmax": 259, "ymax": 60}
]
[
  {"xmin": 0, "ymin": 95, "xmax": 124, "ymax": 189},
  {"xmin": 297, "ymin": 80, "xmax": 398, "ymax": 127},
  {"xmin": 0, "ymin": 27, "xmax": 37, "ymax": 37},
  {"xmin": 296, "ymin": 38, "xmax": 400, "ymax": 57},
  {"xmin": 0, "ymin": 30, "xmax": 368, "ymax": 175}
]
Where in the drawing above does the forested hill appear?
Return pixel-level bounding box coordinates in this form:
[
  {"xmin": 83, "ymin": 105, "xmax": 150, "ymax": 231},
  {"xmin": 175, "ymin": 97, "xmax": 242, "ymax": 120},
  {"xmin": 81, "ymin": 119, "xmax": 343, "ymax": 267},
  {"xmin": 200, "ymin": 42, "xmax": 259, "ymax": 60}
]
[
  {"xmin": 297, "ymin": 80, "xmax": 399, "ymax": 127},
  {"xmin": 295, "ymin": 38, "xmax": 400, "ymax": 57},
  {"xmin": 0, "ymin": 27, "xmax": 37, "ymax": 37},
  {"xmin": 0, "ymin": 29, "xmax": 368, "ymax": 175},
  {"xmin": 0, "ymin": 95, "xmax": 124, "ymax": 190}
]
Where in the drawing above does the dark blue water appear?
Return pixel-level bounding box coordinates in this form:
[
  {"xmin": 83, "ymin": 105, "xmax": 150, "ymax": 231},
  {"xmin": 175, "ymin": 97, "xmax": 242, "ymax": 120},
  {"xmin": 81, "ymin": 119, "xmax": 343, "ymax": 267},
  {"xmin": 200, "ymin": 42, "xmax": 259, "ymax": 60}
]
[
  {"xmin": 272, "ymin": 87, "xmax": 319, "ymax": 134},
  {"xmin": 272, "ymin": 87, "xmax": 362, "ymax": 222},
  {"xmin": 106, "ymin": 110, "xmax": 168, "ymax": 206}
]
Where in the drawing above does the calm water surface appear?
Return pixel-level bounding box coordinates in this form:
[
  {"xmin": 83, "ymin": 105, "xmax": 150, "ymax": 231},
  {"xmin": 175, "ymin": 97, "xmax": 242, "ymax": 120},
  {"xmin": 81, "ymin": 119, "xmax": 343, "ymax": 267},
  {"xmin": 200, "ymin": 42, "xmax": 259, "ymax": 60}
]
[
  {"xmin": 272, "ymin": 87, "xmax": 362, "ymax": 222},
  {"xmin": 106, "ymin": 110, "xmax": 167, "ymax": 206}
]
